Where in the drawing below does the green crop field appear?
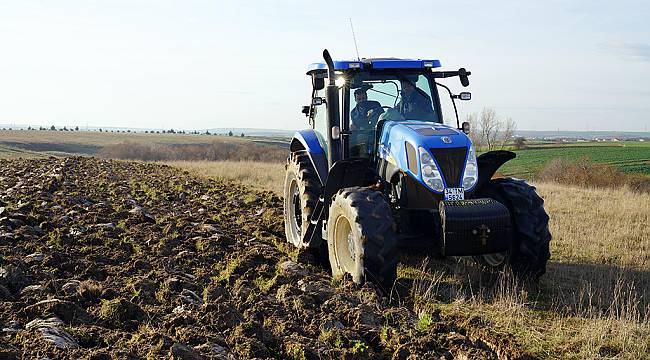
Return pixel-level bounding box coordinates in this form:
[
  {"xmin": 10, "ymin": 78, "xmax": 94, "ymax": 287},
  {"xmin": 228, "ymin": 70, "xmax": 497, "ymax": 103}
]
[{"xmin": 498, "ymin": 141, "xmax": 650, "ymax": 177}]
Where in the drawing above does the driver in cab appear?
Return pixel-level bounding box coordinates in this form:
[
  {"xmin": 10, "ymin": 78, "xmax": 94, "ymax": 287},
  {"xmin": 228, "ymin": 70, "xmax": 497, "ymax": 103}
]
[
  {"xmin": 396, "ymin": 79, "xmax": 435, "ymax": 120},
  {"xmin": 350, "ymin": 88, "xmax": 384, "ymax": 130},
  {"xmin": 349, "ymin": 88, "xmax": 384, "ymax": 157}
]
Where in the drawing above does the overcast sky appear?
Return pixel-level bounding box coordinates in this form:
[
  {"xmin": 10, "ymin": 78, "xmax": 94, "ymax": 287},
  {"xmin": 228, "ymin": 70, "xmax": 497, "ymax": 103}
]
[{"xmin": 1, "ymin": 0, "xmax": 649, "ymax": 131}]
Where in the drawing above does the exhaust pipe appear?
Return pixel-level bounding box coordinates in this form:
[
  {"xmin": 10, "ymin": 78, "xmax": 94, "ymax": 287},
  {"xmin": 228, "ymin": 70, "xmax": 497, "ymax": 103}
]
[{"xmin": 323, "ymin": 49, "xmax": 341, "ymax": 167}]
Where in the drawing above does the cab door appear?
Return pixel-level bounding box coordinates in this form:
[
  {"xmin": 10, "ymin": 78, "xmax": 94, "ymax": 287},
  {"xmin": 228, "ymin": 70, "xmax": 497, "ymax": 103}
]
[{"xmin": 311, "ymin": 88, "xmax": 329, "ymax": 160}]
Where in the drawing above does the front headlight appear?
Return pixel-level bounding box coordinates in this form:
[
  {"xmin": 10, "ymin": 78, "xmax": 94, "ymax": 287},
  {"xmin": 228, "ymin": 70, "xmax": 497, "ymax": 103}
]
[
  {"xmin": 462, "ymin": 144, "xmax": 478, "ymax": 190},
  {"xmin": 419, "ymin": 147, "xmax": 444, "ymax": 192}
]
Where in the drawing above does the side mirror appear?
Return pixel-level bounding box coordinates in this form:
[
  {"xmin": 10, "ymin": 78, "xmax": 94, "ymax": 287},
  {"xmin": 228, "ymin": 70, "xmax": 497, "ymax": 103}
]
[
  {"xmin": 459, "ymin": 92, "xmax": 471, "ymax": 100},
  {"xmin": 461, "ymin": 121, "xmax": 470, "ymax": 134},
  {"xmin": 312, "ymin": 97, "xmax": 324, "ymax": 106},
  {"xmin": 312, "ymin": 75, "xmax": 325, "ymax": 90},
  {"xmin": 301, "ymin": 106, "xmax": 310, "ymax": 117},
  {"xmin": 458, "ymin": 68, "xmax": 470, "ymax": 87}
]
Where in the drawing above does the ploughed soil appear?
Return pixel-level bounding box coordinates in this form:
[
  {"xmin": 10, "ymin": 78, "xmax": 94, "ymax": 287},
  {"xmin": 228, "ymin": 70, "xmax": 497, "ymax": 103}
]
[{"xmin": 0, "ymin": 157, "xmax": 529, "ymax": 359}]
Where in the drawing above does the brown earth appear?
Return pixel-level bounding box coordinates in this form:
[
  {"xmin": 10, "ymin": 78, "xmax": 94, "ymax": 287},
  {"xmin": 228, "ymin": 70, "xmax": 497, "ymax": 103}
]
[{"xmin": 0, "ymin": 157, "xmax": 530, "ymax": 359}]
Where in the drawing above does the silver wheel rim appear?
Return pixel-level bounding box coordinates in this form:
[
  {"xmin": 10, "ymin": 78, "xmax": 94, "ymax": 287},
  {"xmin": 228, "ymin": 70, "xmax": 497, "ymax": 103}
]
[
  {"xmin": 287, "ymin": 179, "xmax": 301, "ymax": 245},
  {"xmin": 333, "ymin": 215, "xmax": 355, "ymax": 272},
  {"xmin": 482, "ymin": 252, "xmax": 507, "ymax": 267}
]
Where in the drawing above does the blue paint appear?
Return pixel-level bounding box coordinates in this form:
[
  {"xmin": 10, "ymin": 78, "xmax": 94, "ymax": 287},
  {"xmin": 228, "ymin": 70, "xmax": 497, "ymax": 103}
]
[
  {"xmin": 378, "ymin": 121, "xmax": 472, "ymax": 193},
  {"xmin": 291, "ymin": 129, "xmax": 329, "ymax": 185},
  {"xmin": 307, "ymin": 59, "xmax": 441, "ymax": 74},
  {"xmin": 293, "ymin": 129, "xmax": 324, "ymax": 154}
]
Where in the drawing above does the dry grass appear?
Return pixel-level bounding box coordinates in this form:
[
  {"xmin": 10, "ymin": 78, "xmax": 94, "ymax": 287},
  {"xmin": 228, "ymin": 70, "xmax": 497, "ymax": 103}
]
[
  {"xmin": 0, "ymin": 144, "xmax": 44, "ymax": 159},
  {"xmin": 538, "ymin": 156, "xmax": 650, "ymax": 193},
  {"xmin": 167, "ymin": 160, "xmax": 649, "ymax": 359},
  {"xmin": 102, "ymin": 141, "xmax": 286, "ymax": 162},
  {"xmin": 0, "ymin": 130, "xmax": 290, "ymax": 162},
  {"xmin": 542, "ymin": 181, "xmax": 650, "ymax": 269},
  {"xmin": 0, "ymin": 129, "xmax": 275, "ymax": 147},
  {"xmin": 164, "ymin": 160, "xmax": 285, "ymax": 194},
  {"xmin": 407, "ymin": 182, "xmax": 650, "ymax": 359}
]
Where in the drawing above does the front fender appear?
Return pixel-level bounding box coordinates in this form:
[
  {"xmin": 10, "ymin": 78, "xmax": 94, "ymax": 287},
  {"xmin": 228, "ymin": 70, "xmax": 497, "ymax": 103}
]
[
  {"xmin": 290, "ymin": 129, "xmax": 328, "ymax": 185},
  {"xmin": 474, "ymin": 150, "xmax": 516, "ymax": 191}
]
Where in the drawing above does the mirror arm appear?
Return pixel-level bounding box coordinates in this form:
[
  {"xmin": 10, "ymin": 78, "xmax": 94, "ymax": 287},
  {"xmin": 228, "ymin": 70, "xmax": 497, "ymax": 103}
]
[
  {"xmin": 436, "ymin": 82, "xmax": 460, "ymax": 128},
  {"xmin": 431, "ymin": 68, "xmax": 471, "ymax": 87}
]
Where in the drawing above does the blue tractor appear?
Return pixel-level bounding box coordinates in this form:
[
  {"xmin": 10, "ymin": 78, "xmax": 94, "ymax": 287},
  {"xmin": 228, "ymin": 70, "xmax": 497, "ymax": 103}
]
[{"xmin": 284, "ymin": 50, "xmax": 551, "ymax": 291}]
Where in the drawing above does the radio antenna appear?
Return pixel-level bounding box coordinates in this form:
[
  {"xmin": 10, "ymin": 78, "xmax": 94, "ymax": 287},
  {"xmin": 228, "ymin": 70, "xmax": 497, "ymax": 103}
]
[{"xmin": 349, "ymin": 18, "xmax": 360, "ymax": 61}]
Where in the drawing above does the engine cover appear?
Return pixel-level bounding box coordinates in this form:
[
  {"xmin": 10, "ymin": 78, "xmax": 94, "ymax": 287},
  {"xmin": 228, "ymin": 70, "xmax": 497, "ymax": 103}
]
[{"xmin": 439, "ymin": 198, "xmax": 512, "ymax": 256}]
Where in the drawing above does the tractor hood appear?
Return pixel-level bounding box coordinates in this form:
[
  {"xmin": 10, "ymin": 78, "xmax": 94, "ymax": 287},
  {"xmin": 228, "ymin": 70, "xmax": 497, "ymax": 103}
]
[{"xmin": 377, "ymin": 121, "xmax": 475, "ymax": 192}]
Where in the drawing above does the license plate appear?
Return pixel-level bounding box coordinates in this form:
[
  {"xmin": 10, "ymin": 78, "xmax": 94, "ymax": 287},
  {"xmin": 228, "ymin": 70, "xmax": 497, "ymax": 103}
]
[{"xmin": 444, "ymin": 188, "xmax": 465, "ymax": 201}]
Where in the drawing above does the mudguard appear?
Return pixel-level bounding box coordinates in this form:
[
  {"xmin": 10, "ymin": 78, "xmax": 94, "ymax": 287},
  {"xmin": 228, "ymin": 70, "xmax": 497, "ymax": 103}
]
[
  {"xmin": 303, "ymin": 158, "xmax": 376, "ymax": 244},
  {"xmin": 290, "ymin": 129, "xmax": 328, "ymax": 185},
  {"xmin": 322, "ymin": 158, "xmax": 376, "ymax": 201},
  {"xmin": 475, "ymin": 150, "xmax": 516, "ymax": 191}
]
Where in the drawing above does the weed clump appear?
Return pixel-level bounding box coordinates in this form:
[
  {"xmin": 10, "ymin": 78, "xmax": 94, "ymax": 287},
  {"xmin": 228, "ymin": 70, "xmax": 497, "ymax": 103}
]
[
  {"xmin": 537, "ymin": 157, "xmax": 650, "ymax": 192},
  {"xmin": 416, "ymin": 312, "xmax": 434, "ymax": 332},
  {"xmin": 285, "ymin": 343, "xmax": 307, "ymax": 360},
  {"xmin": 99, "ymin": 298, "xmax": 144, "ymax": 328}
]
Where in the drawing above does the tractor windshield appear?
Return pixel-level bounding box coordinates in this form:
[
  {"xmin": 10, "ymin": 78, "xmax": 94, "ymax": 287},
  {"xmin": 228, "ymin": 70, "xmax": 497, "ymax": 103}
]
[{"xmin": 346, "ymin": 71, "xmax": 440, "ymax": 157}]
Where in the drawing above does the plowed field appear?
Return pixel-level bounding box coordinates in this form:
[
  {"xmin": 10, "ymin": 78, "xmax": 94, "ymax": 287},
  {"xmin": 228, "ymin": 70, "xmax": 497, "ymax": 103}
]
[{"xmin": 0, "ymin": 157, "xmax": 528, "ymax": 359}]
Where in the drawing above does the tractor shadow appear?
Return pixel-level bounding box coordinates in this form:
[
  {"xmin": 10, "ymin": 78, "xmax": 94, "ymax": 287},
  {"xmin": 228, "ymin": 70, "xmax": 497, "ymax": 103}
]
[
  {"xmin": 391, "ymin": 253, "xmax": 650, "ymax": 320},
  {"xmin": 540, "ymin": 261, "xmax": 650, "ymax": 317}
]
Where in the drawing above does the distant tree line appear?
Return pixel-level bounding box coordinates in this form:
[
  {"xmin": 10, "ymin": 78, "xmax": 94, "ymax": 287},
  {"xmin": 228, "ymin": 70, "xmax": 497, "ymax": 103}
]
[{"xmin": 1, "ymin": 126, "xmax": 245, "ymax": 137}]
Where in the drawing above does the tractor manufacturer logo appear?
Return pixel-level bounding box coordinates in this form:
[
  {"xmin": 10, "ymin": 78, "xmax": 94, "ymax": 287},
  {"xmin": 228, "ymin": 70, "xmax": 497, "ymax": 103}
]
[
  {"xmin": 441, "ymin": 136, "xmax": 452, "ymax": 144},
  {"xmin": 472, "ymin": 224, "xmax": 491, "ymax": 246}
]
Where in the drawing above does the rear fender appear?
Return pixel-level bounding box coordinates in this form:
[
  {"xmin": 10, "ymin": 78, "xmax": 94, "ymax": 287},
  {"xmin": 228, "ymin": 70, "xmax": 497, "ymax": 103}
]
[
  {"xmin": 323, "ymin": 158, "xmax": 376, "ymax": 202},
  {"xmin": 290, "ymin": 130, "xmax": 328, "ymax": 185},
  {"xmin": 475, "ymin": 150, "xmax": 516, "ymax": 191},
  {"xmin": 302, "ymin": 158, "xmax": 376, "ymax": 244}
]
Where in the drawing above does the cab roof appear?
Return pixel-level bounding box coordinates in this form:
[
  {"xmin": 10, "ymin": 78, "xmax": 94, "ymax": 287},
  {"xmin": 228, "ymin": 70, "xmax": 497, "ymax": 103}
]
[{"xmin": 306, "ymin": 58, "xmax": 441, "ymax": 75}]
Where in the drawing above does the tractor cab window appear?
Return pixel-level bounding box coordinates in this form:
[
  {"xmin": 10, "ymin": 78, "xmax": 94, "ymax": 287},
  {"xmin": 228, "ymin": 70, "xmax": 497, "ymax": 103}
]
[
  {"xmin": 347, "ymin": 72, "xmax": 440, "ymax": 157},
  {"xmin": 311, "ymin": 89, "xmax": 329, "ymax": 159}
]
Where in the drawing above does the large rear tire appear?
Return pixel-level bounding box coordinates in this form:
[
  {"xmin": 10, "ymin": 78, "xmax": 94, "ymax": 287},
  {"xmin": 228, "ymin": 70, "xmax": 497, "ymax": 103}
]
[
  {"xmin": 474, "ymin": 178, "xmax": 551, "ymax": 279},
  {"xmin": 283, "ymin": 152, "xmax": 321, "ymax": 248},
  {"xmin": 327, "ymin": 187, "xmax": 398, "ymax": 292}
]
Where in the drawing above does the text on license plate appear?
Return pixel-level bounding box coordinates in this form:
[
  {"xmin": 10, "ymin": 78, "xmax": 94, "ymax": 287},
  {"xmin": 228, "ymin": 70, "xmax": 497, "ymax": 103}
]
[{"xmin": 444, "ymin": 188, "xmax": 465, "ymax": 201}]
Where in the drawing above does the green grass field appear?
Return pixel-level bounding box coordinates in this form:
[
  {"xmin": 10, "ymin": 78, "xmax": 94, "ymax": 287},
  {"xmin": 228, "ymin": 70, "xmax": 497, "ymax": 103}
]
[{"xmin": 499, "ymin": 141, "xmax": 650, "ymax": 177}]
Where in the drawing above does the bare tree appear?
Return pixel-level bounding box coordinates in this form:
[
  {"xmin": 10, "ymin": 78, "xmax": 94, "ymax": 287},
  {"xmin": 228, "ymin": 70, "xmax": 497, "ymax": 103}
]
[
  {"xmin": 465, "ymin": 112, "xmax": 481, "ymax": 147},
  {"xmin": 464, "ymin": 108, "xmax": 517, "ymax": 151},
  {"xmin": 514, "ymin": 137, "xmax": 527, "ymax": 150},
  {"xmin": 479, "ymin": 108, "xmax": 500, "ymax": 151},
  {"xmin": 500, "ymin": 117, "xmax": 516, "ymax": 149}
]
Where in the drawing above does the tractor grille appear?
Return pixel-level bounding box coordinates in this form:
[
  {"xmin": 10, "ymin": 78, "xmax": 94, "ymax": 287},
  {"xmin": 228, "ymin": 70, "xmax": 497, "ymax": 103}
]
[{"xmin": 430, "ymin": 147, "xmax": 468, "ymax": 188}]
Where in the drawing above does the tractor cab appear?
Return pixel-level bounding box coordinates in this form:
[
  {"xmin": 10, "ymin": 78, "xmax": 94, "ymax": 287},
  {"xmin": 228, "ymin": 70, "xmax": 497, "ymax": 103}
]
[{"xmin": 304, "ymin": 59, "xmax": 469, "ymax": 163}]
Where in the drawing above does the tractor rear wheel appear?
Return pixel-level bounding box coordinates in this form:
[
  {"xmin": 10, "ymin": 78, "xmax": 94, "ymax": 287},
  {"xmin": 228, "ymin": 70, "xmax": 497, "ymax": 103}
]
[
  {"xmin": 474, "ymin": 178, "xmax": 551, "ymax": 279},
  {"xmin": 327, "ymin": 187, "xmax": 398, "ymax": 292},
  {"xmin": 283, "ymin": 152, "xmax": 321, "ymax": 248}
]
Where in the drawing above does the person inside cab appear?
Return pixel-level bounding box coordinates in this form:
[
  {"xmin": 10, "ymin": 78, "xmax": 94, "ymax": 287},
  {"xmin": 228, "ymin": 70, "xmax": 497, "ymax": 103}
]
[
  {"xmin": 349, "ymin": 88, "xmax": 384, "ymax": 157},
  {"xmin": 396, "ymin": 79, "xmax": 435, "ymax": 120},
  {"xmin": 350, "ymin": 88, "xmax": 384, "ymax": 130}
]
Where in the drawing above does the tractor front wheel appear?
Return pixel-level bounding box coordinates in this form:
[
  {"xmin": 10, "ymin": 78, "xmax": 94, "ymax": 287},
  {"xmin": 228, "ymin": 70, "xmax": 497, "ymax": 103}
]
[
  {"xmin": 474, "ymin": 178, "xmax": 552, "ymax": 279},
  {"xmin": 327, "ymin": 187, "xmax": 398, "ymax": 292}
]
